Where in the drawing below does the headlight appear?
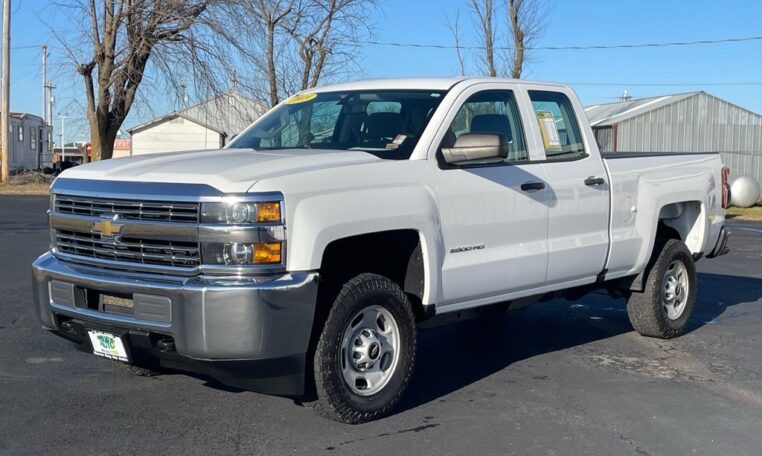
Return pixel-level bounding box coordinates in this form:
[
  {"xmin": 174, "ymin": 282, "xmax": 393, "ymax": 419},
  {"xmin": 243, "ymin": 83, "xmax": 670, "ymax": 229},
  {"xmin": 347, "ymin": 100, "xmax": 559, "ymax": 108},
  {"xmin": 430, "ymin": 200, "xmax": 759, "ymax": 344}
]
[
  {"xmin": 199, "ymin": 195, "xmax": 285, "ymax": 270},
  {"xmin": 202, "ymin": 242, "xmax": 283, "ymax": 265},
  {"xmin": 200, "ymin": 201, "xmax": 282, "ymax": 224}
]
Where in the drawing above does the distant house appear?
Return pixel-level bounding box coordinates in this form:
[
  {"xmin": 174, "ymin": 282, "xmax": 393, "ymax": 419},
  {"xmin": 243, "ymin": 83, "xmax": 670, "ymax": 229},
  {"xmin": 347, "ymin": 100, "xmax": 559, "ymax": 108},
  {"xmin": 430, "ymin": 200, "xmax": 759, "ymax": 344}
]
[
  {"xmin": 585, "ymin": 92, "xmax": 762, "ymax": 183},
  {"xmin": 1, "ymin": 112, "xmax": 53, "ymax": 171},
  {"xmin": 128, "ymin": 92, "xmax": 266, "ymax": 156},
  {"xmin": 112, "ymin": 138, "xmax": 131, "ymax": 158}
]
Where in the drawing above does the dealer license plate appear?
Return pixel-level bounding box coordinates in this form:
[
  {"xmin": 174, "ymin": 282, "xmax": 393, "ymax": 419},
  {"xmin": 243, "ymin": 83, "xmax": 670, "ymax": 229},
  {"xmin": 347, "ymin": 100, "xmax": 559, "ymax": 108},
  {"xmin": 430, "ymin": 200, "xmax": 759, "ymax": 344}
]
[{"xmin": 87, "ymin": 330, "xmax": 129, "ymax": 362}]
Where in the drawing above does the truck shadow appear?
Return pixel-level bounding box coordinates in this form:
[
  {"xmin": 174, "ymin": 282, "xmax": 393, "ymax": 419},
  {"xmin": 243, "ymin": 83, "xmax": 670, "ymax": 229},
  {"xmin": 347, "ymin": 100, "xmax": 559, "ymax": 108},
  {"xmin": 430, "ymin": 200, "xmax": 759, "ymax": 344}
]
[{"xmin": 397, "ymin": 272, "xmax": 762, "ymax": 413}]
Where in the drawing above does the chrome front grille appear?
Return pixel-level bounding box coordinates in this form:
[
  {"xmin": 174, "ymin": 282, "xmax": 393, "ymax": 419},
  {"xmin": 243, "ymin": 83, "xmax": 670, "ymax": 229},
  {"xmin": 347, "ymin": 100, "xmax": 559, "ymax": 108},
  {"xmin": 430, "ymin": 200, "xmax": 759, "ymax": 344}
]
[
  {"xmin": 55, "ymin": 230, "xmax": 200, "ymax": 268},
  {"xmin": 54, "ymin": 195, "xmax": 199, "ymax": 223}
]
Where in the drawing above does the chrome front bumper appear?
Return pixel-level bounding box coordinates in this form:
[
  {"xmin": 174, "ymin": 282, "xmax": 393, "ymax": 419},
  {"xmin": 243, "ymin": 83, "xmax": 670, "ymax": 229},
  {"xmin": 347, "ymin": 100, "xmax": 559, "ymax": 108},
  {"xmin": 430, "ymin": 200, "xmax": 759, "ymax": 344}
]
[{"xmin": 32, "ymin": 252, "xmax": 319, "ymax": 361}]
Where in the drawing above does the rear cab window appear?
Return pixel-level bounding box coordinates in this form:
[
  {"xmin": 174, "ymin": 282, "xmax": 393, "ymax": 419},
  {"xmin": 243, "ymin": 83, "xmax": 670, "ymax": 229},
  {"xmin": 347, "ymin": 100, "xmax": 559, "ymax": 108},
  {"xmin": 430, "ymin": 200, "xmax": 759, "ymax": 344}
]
[{"xmin": 528, "ymin": 90, "xmax": 586, "ymax": 160}]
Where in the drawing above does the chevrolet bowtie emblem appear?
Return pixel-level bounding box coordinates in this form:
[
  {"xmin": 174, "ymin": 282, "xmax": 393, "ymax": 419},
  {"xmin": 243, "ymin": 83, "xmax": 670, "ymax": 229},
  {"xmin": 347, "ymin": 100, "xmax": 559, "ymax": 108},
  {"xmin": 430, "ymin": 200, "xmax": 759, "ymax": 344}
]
[{"xmin": 92, "ymin": 214, "xmax": 124, "ymax": 238}]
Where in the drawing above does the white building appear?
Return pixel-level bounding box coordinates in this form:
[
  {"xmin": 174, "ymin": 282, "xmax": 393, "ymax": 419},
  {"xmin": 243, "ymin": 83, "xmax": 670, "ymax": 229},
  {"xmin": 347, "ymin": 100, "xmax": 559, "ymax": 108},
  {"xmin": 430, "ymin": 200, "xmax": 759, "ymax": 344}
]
[{"xmin": 127, "ymin": 92, "xmax": 266, "ymax": 157}]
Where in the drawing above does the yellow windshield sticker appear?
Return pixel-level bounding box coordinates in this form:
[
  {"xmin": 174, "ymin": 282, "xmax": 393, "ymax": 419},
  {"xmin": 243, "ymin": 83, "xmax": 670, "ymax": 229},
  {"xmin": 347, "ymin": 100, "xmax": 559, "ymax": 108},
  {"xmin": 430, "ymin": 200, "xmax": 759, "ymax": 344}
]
[
  {"xmin": 285, "ymin": 93, "xmax": 317, "ymax": 104},
  {"xmin": 536, "ymin": 111, "xmax": 562, "ymax": 150}
]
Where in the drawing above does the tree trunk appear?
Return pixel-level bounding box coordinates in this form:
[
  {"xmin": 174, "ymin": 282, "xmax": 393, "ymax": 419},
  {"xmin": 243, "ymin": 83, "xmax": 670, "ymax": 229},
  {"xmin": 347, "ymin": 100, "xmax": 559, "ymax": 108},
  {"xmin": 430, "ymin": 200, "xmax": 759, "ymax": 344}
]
[
  {"xmin": 509, "ymin": 0, "xmax": 525, "ymax": 79},
  {"xmin": 266, "ymin": 23, "xmax": 279, "ymax": 106}
]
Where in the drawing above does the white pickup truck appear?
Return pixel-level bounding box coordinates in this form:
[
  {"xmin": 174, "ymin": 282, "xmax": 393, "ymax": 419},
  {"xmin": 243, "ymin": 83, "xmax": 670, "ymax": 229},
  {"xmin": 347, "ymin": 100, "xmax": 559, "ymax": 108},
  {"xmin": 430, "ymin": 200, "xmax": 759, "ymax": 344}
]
[{"xmin": 32, "ymin": 77, "xmax": 730, "ymax": 423}]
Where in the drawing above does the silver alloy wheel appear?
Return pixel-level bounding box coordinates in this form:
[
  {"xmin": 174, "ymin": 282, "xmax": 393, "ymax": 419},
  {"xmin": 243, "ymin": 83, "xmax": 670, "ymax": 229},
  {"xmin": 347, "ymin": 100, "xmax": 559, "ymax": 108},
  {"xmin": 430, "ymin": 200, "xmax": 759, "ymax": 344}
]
[
  {"xmin": 340, "ymin": 305, "xmax": 401, "ymax": 396},
  {"xmin": 662, "ymin": 260, "xmax": 690, "ymax": 320}
]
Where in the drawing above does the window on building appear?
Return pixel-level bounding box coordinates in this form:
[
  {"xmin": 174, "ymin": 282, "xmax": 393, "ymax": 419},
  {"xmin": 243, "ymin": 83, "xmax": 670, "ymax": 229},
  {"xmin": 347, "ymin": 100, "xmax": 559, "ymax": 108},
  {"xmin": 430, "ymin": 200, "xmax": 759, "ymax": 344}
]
[
  {"xmin": 17, "ymin": 125, "xmax": 23, "ymax": 142},
  {"xmin": 30, "ymin": 127, "xmax": 36, "ymax": 149},
  {"xmin": 528, "ymin": 90, "xmax": 586, "ymax": 160},
  {"xmin": 48, "ymin": 131, "xmax": 52, "ymax": 151}
]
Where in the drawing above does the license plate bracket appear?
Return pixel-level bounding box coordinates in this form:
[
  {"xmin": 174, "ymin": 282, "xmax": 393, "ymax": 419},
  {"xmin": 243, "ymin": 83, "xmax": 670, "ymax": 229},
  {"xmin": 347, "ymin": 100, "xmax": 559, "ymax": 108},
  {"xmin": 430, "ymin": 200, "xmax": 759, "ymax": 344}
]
[{"xmin": 87, "ymin": 330, "xmax": 130, "ymax": 362}]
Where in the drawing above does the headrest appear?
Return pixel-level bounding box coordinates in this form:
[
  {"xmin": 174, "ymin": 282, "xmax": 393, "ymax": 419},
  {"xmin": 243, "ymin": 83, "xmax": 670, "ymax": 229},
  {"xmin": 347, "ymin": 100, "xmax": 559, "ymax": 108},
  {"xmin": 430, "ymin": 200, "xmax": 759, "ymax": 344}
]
[
  {"xmin": 365, "ymin": 112, "xmax": 403, "ymax": 138},
  {"xmin": 470, "ymin": 114, "xmax": 512, "ymax": 141}
]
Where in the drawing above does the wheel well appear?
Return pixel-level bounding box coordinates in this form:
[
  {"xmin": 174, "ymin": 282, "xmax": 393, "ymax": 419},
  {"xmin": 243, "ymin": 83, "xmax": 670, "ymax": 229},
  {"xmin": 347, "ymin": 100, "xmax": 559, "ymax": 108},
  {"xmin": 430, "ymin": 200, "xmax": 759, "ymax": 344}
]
[
  {"xmin": 657, "ymin": 201, "xmax": 703, "ymax": 253},
  {"xmin": 319, "ymin": 230, "xmax": 426, "ymax": 319}
]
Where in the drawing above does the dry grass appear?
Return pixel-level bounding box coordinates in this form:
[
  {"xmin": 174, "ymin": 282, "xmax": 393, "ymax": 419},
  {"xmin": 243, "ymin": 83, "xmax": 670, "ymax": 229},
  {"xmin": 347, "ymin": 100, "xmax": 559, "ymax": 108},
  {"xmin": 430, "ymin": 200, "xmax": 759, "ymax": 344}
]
[
  {"xmin": 0, "ymin": 171, "xmax": 54, "ymax": 195},
  {"xmin": 726, "ymin": 205, "xmax": 762, "ymax": 221}
]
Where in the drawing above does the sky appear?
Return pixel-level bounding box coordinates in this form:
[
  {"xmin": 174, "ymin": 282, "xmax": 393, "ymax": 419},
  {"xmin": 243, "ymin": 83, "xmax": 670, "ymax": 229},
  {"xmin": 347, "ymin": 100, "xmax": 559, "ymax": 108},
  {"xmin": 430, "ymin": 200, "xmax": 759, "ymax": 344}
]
[{"xmin": 5, "ymin": 0, "xmax": 762, "ymax": 144}]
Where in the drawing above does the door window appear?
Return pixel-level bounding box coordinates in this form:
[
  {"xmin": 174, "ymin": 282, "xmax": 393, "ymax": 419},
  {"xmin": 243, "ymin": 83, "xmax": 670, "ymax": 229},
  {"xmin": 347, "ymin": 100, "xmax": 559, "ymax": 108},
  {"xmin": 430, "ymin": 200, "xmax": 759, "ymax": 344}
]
[
  {"xmin": 528, "ymin": 90, "xmax": 586, "ymax": 160},
  {"xmin": 443, "ymin": 90, "xmax": 528, "ymax": 162}
]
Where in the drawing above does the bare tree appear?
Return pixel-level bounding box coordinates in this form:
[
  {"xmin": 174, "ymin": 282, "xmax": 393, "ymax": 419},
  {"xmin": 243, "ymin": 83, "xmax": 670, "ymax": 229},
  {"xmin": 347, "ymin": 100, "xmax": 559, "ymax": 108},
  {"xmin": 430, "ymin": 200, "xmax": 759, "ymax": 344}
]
[
  {"xmin": 236, "ymin": 0, "xmax": 375, "ymax": 107},
  {"xmin": 446, "ymin": 9, "xmax": 466, "ymax": 76},
  {"xmin": 56, "ymin": 1, "xmax": 219, "ymax": 160},
  {"xmin": 245, "ymin": 0, "xmax": 297, "ymax": 107},
  {"xmin": 464, "ymin": 0, "xmax": 547, "ymax": 78},
  {"xmin": 287, "ymin": 0, "xmax": 372, "ymax": 91},
  {"xmin": 469, "ymin": 0, "xmax": 497, "ymax": 77},
  {"xmin": 506, "ymin": 0, "xmax": 545, "ymax": 78}
]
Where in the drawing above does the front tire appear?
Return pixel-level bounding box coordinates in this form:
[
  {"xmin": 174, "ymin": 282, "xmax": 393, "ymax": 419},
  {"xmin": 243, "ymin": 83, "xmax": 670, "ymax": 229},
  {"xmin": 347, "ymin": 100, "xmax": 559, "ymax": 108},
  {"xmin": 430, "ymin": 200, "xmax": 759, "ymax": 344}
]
[
  {"xmin": 627, "ymin": 239, "xmax": 697, "ymax": 339},
  {"xmin": 313, "ymin": 273, "xmax": 417, "ymax": 424}
]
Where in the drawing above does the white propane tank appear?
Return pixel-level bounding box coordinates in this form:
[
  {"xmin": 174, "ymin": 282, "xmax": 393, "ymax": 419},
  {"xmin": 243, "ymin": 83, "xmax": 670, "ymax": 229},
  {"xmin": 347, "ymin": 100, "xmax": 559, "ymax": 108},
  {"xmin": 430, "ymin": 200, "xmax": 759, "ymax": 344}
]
[{"xmin": 729, "ymin": 176, "xmax": 761, "ymax": 208}]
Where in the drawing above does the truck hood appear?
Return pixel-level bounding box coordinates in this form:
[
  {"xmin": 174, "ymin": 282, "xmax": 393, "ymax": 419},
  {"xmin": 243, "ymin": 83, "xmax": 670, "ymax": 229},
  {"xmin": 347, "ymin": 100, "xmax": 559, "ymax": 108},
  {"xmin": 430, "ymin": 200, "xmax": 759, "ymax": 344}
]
[{"xmin": 59, "ymin": 148, "xmax": 381, "ymax": 193}]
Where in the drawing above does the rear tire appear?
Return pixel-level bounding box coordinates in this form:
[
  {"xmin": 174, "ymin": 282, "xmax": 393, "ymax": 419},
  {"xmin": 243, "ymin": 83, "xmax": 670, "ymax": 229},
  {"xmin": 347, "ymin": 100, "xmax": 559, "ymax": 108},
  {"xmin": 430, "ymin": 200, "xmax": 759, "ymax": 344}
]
[
  {"xmin": 626, "ymin": 239, "xmax": 697, "ymax": 339},
  {"xmin": 312, "ymin": 273, "xmax": 416, "ymax": 424}
]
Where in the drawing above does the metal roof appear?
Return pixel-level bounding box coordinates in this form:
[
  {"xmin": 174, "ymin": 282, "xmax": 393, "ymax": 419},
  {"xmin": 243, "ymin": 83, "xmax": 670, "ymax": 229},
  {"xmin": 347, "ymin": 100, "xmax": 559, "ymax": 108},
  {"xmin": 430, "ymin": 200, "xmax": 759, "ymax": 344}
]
[
  {"xmin": 128, "ymin": 91, "xmax": 267, "ymax": 136},
  {"xmin": 584, "ymin": 92, "xmax": 700, "ymax": 127}
]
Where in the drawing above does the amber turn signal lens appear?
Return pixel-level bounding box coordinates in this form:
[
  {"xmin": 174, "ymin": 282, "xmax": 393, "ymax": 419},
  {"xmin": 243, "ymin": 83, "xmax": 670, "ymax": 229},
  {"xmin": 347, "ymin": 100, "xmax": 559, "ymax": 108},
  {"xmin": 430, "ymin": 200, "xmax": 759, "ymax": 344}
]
[
  {"xmin": 255, "ymin": 202, "xmax": 281, "ymax": 223},
  {"xmin": 252, "ymin": 242, "xmax": 282, "ymax": 264}
]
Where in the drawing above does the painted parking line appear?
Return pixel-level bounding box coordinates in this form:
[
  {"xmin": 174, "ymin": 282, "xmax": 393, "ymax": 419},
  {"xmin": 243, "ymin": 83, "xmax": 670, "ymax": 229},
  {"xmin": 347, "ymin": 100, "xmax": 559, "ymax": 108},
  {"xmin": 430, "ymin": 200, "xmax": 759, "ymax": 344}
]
[{"xmin": 727, "ymin": 226, "xmax": 762, "ymax": 235}]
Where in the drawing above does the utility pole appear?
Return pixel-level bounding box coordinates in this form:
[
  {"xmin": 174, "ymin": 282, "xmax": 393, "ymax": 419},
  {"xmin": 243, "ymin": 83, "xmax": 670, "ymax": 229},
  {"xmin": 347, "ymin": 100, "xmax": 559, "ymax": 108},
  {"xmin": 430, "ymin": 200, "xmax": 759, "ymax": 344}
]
[
  {"xmin": 179, "ymin": 82, "xmax": 188, "ymax": 109},
  {"xmin": 45, "ymin": 82, "xmax": 55, "ymax": 125},
  {"xmin": 59, "ymin": 112, "xmax": 67, "ymax": 163},
  {"xmin": 1, "ymin": 0, "xmax": 10, "ymax": 183},
  {"xmin": 41, "ymin": 44, "xmax": 47, "ymax": 124}
]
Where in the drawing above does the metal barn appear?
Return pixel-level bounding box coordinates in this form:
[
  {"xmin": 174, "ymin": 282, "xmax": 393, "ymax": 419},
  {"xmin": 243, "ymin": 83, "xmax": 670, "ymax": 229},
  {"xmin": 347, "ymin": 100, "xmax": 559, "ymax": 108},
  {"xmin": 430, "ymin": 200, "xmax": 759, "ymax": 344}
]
[{"xmin": 585, "ymin": 92, "xmax": 762, "ymax": 184}]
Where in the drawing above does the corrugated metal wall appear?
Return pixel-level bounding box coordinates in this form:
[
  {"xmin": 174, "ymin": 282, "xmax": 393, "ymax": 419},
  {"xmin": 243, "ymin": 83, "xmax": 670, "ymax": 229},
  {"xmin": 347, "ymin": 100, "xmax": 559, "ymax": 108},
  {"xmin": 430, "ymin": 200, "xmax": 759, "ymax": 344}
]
[
  {"xmin": 615, "ymin": 92, "xmax": 762, "ymax": 184},
  {"xmin": 593, "ymin": 127, "xmax": 614, "ymax": 153},
  {"xmin": 720, "ymin": 151, "xmax": 762, "ymax": 184}
]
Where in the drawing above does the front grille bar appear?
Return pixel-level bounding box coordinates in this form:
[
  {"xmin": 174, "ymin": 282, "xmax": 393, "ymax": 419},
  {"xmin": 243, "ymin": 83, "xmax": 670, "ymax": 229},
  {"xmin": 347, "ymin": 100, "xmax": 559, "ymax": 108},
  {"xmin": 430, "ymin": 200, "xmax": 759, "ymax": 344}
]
[
  {"xmin": 55, "ymin": 230, "xmax": 200, "ymax": 268},
  {"xmin": 55, "ymin": 195, "xmax": 199, "ymax": 223}
]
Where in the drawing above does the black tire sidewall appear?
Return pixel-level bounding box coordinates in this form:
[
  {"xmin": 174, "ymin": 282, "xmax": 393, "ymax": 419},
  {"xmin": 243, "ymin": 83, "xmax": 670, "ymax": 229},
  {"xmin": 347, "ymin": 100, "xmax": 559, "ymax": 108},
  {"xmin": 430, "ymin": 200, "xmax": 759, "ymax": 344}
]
[
  {"xmin": 651, "ymin": 240, "xmax": 697, "ymax": 332},
  {"xmin": 314, "ymin": 274, "xmax": 416, "ymax": 419}
]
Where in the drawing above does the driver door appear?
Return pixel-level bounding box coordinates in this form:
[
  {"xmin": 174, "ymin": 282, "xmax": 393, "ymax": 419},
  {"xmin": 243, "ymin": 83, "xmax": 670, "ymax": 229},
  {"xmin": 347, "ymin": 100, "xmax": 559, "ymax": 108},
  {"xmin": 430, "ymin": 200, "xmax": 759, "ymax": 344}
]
[{"xmin": 431, "ymin": 87, "xmax": 550, "ymax": 306}]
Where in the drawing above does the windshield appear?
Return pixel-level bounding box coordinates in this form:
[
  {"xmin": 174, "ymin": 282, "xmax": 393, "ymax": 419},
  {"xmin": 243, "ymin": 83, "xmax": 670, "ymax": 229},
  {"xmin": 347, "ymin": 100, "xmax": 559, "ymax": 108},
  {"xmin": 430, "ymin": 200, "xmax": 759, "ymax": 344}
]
[{"xmin": 228, "ymin": 90, "xmax": 446, "ymax": 159}]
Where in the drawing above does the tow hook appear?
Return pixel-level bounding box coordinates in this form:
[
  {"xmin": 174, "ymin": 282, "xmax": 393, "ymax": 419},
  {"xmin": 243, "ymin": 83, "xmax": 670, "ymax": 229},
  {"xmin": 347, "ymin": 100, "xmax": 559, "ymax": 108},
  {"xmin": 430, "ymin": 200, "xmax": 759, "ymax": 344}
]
[
  {"xmin": 60, "ymin": 320, "xmax": 77, "ymax": 334},
  {"xmin": 157, "ymin": 338, "xmax": 176, "ymax": 353}
]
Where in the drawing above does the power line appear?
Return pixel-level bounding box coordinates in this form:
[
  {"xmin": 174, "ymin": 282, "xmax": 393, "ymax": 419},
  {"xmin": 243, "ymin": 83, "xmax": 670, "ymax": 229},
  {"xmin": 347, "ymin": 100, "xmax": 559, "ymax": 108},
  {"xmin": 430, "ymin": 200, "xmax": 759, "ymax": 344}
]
[
  {"xmin": 348, "ymin": 35, "xmax": 762, "ymax": 51},
  {"xmin": 570, "ymin": 81, "xmax": 762, "ymax": 87}
]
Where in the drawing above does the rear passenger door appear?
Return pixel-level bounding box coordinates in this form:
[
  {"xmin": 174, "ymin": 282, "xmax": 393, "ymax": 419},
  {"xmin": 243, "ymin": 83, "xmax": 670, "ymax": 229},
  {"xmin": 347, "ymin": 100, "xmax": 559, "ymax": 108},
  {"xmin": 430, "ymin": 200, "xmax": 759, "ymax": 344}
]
[
  {"xmin": 526, "ymin": 89, "xmax": 610, "ymax": 284},
  {"xmin": 431, "ymin": 86, "xmax": 550, "ymax": 306}
]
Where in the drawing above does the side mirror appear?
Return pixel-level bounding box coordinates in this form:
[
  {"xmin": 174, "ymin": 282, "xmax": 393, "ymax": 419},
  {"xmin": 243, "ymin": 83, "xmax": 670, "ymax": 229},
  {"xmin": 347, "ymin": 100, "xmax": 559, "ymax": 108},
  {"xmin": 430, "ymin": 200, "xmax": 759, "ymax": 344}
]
[{"xmin": 441, "ymin": 133, "xmax": 508, "ymax": 165}]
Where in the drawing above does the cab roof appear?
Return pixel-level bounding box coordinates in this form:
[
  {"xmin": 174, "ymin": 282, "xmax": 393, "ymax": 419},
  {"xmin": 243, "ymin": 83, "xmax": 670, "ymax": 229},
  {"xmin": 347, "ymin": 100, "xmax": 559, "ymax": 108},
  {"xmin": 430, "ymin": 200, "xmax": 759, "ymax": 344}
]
[{"xmin": 310, "ymin": 77, "xmax": 567, "ymax": 93}]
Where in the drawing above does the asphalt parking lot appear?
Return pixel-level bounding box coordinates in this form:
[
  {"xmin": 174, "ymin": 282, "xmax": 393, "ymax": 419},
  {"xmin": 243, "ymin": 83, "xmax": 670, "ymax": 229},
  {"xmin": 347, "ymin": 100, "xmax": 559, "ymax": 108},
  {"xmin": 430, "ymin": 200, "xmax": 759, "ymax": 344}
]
[{"xmin": 1, "ymin": 195, "xmax": 761, "ymax": 456}]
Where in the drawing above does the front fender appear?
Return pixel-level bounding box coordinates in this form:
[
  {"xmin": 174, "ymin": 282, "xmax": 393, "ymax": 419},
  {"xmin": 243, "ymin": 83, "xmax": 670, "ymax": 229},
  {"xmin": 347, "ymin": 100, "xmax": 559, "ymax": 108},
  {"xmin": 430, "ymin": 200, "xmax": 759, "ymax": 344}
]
[{"xmin": 285, "ymin": 179, "xmax": 442, "ymax": 306}]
